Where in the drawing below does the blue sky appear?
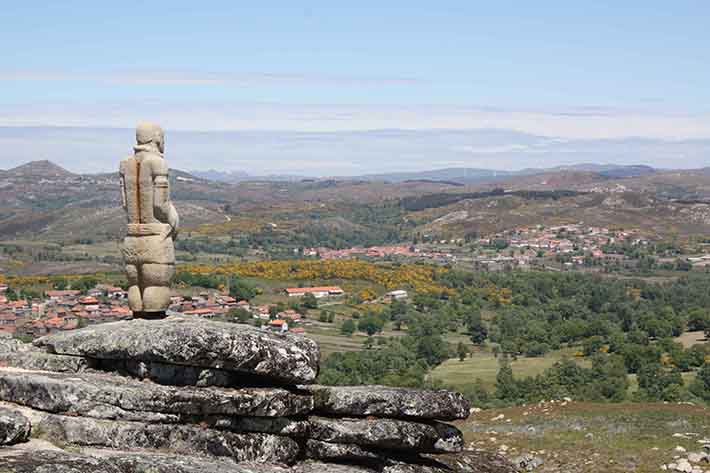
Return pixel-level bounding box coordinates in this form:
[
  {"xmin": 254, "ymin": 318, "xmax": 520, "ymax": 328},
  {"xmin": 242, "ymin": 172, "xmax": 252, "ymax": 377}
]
[{"xmin": 1, "ymin": 1, "xmax": 710, "ymax": 173}]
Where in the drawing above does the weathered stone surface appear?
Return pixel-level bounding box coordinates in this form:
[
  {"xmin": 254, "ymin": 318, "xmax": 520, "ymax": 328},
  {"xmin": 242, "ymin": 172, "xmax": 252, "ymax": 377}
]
[
  {"xmin": 0, "ymin": 446, "xmax": 377, "ymax": 473},
  {"xmin": 380, "ymin": 452, "xmax": 522, "ymax": 473},
  {"xmin": 304, "ymin": 385, "xmax": 470, "ymax": 421},
  {"xmin": 305, "ymin": 439, "xmax": 385, "ymax": 463},
  {"xmin": 97, "ymin": 358, "xmax": 239, "ymax": 387},
  {"xmin": 35, "ymin": 317, "xmax": 320, "ymax": 384},
  {"xmin": 204, "ymin": 415, "xmax": 311, "ymax": 436},
  {"xmin": 35, "ymin": 413, "xmax": 301, "ymax": 464},
  {"xmin": 295, "ymin": 462, "xmax": 375, "ymax": 473},
  {"xmin": 419, "ymin": 451, "xmax": 522, "ymax": 473},
  {"xmin": 308, "ymin": 417, "xmax": 463, "ymax": 453},
  {"xmin": 0, "ymin": 443, "xmax": 295, "ymax": 473},
  {"xmin": 0, "ymin": 351, "xmax": 88, "ymax": 373},
  {"xmin": 204, "ymin": 415, "xmax": 463, "ymax": 453},
  {"xmin": 86, "ymin": 449, "xmax": 296, "ymax": 473},
  {"xmin": 0, "ymin": 448, "xmax": 122, "ymax": 473},
  {"xmin": 0, "ymin": 333, "xmax": 34, "ymax": 354},
  {"xmin": 0, "ymin": 367, "xmax": 313, "ymax": 420},
  {"xmin": 0, "ymin": 407, "xmax": 31, "ymax": 445}
]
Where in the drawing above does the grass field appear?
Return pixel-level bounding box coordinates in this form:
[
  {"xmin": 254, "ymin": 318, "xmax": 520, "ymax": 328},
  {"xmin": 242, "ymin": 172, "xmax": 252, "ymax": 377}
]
[
  {"xmin": 431, "ymin": 349, "xmax": 589, "ymax": 390},
  {"xmin": 458, "ymin": 401, "xmax": 710, "ymax": 473}
]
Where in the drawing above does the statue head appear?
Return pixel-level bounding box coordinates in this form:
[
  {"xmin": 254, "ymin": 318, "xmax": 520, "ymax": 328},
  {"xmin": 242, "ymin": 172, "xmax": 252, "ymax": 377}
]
[{"xmin": 135, "ymin": 122, "xmax": 165, "ymax": 154}]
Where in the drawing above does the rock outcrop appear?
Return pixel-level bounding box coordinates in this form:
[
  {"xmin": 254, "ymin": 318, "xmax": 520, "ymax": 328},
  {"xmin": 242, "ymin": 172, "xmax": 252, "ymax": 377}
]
[
  {"xmin": 34, "ymin": 317, "xmax": 320, "ymax": 384},
  {"xmin": 304, "ymin": 384, "xmax": 470, "ymax": 421},
  {"xmin": 0, "ymin": 318, "xmax": 518, "ymax": 473}
]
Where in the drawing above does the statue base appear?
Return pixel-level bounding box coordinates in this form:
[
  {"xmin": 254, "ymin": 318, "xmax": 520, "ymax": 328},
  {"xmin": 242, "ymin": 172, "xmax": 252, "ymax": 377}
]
[{"xmin": 132, "ymin": 311, "xmax": 168, "ymax": 320}]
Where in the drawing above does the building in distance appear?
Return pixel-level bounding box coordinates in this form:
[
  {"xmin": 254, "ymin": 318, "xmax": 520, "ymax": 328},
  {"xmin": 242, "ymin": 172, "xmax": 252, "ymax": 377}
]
[{"xmin": 284, "ymin": 286, "xmax": 344, "ymax": 298}]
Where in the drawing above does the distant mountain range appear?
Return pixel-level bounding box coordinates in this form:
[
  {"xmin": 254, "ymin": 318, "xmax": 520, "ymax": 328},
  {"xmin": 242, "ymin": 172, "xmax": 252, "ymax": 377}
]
[
  {"xmin": 2, "ymin": 160, "xmax": 710, "ymax": 253},
  {"xmin": 2, "ymin": 126, "xmax": 709, "ymax": 176},
  {"xmin": 190, "ymin": 169, "xmax": 309, "ymax": 183},
  {"xmin": 190, "ymin": 163, "xmax": 658, "ymax": 184}
]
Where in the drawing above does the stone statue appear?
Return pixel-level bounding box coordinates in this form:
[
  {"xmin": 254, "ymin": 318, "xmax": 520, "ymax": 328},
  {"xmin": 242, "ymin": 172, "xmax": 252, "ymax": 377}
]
[{"xmin": 119, "ymin": 122, "xmax": 179, "ymax": 319}]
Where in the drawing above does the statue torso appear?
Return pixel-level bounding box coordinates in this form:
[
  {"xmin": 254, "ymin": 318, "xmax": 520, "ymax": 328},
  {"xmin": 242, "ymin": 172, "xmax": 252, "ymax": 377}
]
[{"xmin": 120, "ymin": 151, "xmax": 165, "ymax": 225}]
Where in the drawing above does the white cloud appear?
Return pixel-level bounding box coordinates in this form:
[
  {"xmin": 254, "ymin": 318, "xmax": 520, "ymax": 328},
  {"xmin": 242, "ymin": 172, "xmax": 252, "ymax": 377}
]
[{"xmin": 1, "ymin": 101, "xmax": 709, "ymax": 140}]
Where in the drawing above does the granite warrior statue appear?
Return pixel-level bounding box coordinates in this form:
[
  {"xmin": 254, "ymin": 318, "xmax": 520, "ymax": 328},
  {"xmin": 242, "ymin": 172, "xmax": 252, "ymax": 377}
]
[{"xmin": 119, "ymin": 123, "xmax": 179, "ymax": 319}]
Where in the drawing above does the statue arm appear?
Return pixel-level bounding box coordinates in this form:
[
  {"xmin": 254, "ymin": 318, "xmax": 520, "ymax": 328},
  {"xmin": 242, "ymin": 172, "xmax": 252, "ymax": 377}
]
[{"xmin": 153, "ymin": 161, "xmax": 179, "ymax": 238}]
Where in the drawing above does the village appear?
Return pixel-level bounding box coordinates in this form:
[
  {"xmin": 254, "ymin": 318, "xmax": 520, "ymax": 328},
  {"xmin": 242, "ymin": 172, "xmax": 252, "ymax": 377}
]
[
  {"xmin": 0, "ymin": 281, "xmax": 402, "ymax": 339},
  {"xmin": 0, "ymin": 223, "xmax": 702, "ymax": 340},
  {"xmin": 300, "ymin": 222, "xmax": 710, "ymax": 274},
  {"xmin": 301, "ymin": 224, "xmax": 652, "ymax": 270},
  {"xmin": 468, "ymin": 223, "xmax": 648, "ymax": 270}
]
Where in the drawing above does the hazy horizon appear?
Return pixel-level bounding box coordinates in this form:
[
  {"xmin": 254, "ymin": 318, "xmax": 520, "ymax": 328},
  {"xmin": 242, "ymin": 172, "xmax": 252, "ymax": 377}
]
[{"xmin": 1, "ymin": 125, "xmax": 709, "ymax": 176}]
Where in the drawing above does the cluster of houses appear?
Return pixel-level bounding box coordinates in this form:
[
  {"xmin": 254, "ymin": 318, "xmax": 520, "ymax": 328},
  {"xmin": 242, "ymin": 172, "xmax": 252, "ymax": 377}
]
[
  {"xmin": 0, "ymin": 279, "xmax": 352, "ymax": 339},
  {"xmin": 168, "ymin": 286, "xmax": 348, "ymax": 334},
  {"xmin": 0, "ymin": 284, "xmax": 131, "ymax": 338},
  {"xmin": 472, "ymin": 224, "xmax": 647, "ymax": 269}
]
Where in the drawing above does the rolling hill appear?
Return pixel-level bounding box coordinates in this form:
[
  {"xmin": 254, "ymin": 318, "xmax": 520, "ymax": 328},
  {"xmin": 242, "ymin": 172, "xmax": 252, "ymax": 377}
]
[{"xmin": 1, "ymin": 160, "xmax": 710, "ymax": 246}]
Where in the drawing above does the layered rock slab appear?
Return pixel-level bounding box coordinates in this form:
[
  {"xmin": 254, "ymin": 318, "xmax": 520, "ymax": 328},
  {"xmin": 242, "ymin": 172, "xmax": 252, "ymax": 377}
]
[
  {"xmin": 0, "ymin": 444, "xmax": 373, "ymax": 473},
  {"xmin": 0, "ymin": 406, "xmax": 31, "ymax": 445},
  {"xmin": 304, "ymin": 385, "xmax": 470, "ymax": 421},
  {"xmin": 0, "ymin": 351, "xmax": 89, "ymax": 373},
  {"xmin": 0, "ymin": 448, "xmax": 123, "ymax": 473},
  {"xmin": 34, "ymin": 413, "xmax": 300, "ymax": 464},
  {"xmin": 34, "ymin": 316, "xmax": 320, "ymax": 384},
  {"xmin": 204, "ymin": 416, "xmax": 463, "ymax": 453},
  {"xmin": 307, "ymin": 417, "xmax": 463, "ymax": 453},
  {"xmin": 0, "ymin": 367, "xmax": 312, "ymax": 421}
]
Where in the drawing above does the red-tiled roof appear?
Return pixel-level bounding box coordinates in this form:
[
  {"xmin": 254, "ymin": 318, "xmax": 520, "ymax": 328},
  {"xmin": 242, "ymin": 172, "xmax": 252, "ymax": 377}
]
[
  {"xmin": 46, "ymin": 290, "xmax": 81, "ymax": 298},
  {"xmin": 183, "ymin": 308, "xmax": 215, "ymax": 315},
  {"xmin": 285, "ymin": 286, "xmax": 343, "ymax": 294}
]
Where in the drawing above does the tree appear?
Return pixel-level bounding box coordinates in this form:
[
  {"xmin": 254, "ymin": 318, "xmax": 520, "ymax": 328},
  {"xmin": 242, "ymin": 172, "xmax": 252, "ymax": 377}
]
[
  {"xmin": 466, "ymin": 311, "xmax": 488, "ymax": 345},
  {"xmin": 685, "ymin": 308, "xmax": 709, "ymax": 332},
  {"xmin": 457, "ymin": 342, "xmax": 468, "ymax": 361},
  {"xmin": 301, "ymin": 293, "xmax": 318, "ymax": 310},
  {"xmin": 228, "ymin": 308, "xmax": 252, "ymax": 324},
  {"xmin": 585, "ymin": 354, "xmax": 628, "ymax": 402},
  {"xmin": 363, "ymin": 336, "xmax": 375, "ymax": 350},
  {"xmin": 358, "ymin": 312, "xmax": 385, "ymax": 336},
  {"xmin": 689, "ymin": 362, "xmax": 710, "ymax": 401},
  {"xmin": 636, "ymin": 362, "xmax": 684, "ymax": 401},
  {"xmin": 229, "ymin": 277, "xmax": 257, "ymax": 301},
  {"xmin": 495, "ymin": 357, "xmax": 518, "ymax": 401},
  {"xmin": 269, "ymin": 304, "xmax": 282, "ymax": 320},
  {"xmin": 318, "ymin": 310, "xmax": 329, "ymax": 323},
  {"xmin": 340, "ymin": 319, "xmax": 356, "ymax": 336},
  {"xmin": 51, "ymin": 278, "xmax": 68, "ymax": 290}
]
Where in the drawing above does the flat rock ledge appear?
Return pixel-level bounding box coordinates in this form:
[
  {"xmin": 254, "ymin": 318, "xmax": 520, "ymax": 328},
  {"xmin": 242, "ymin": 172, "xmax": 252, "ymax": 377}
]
[
  {"xmin": 0, "ymin": 442, "xmax": 520, "ymax": 473},
  {"xmin": 304, "ymin": 385, "xmax": 471, "ymax": 421},
  {"xmin": 0, "ymin": 368, "xmax": 313, "ymax": 420},
  {"xmin": 34, "ymin": 316, "xmax": 321, "ymax": 385},
  {"xmin": 0, "ymin": 321, "xmax": 517, "ymax": 473}
]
